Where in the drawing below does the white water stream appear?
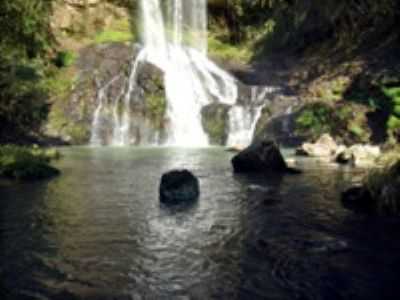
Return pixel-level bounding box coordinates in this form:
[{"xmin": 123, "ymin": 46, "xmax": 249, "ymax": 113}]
[{"xmin": 90, "ymin": 0, "xmax": 271, "ymax": 147}]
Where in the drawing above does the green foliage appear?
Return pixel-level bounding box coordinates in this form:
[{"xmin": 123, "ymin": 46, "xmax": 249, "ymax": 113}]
[
  {"xmin": 0, "ymin": 145, "xmax": 60, "ymax": 181},
  {"xmin": 95, "ymin": 30, "xmax": 134, "ymax": 44},
  {"xmin": 208, "ymin": 36, "xmax": 251, "ymax": 63},
  {"xmin": 0, "ymin": 0, "xmax": 54, "ymax": 59},
  {"xmin": 296, "ymin": 102, "xmax": 369, "ymax": 143},
  {"xmin": 364, "ymin": 157, "xmax": 400, "ymax": 215},
  {"xmin": 387, "ymin": 116, "xmax": 400, "ymax": 130},
  {"xmin": 382, "ymin": 86, "xmax": 400, "ymax": 141},
  {"xmin": 0, "ymin": 1, "xmax": 55, "ymax": 141},
  {"xmin": 53, "ymin": 51, "xmax": 77, "ymax": 68},
  {"xmin": 209, "ymin": 0, "xmax": 400, "ymax": 58},
  {"xmin": 296, "ymin": 103, "xmax": 335, "ymax": 138},
  {"xmin": 0, "ymin": 60, "xmax": 50, "ymax": 139}
]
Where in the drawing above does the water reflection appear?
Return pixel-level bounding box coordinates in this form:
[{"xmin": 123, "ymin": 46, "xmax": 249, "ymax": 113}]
[{"xmin": 1, "ymin": 148, "xmax": 400, "ymax": 299}]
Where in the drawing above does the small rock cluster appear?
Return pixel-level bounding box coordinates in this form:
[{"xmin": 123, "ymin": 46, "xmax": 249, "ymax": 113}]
[{"xmin": 296, "ymin": 134, "xmax": 381, "ymax": 166}]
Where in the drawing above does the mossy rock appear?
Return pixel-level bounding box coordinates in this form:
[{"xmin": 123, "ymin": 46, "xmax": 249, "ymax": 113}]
[
  {"xmin": 145, "ymin": 93, "xmax": 167, "ymax": 129},
  {"xmin": 201, "ymin": 103, "xmax": 230, "ymax": 145}
]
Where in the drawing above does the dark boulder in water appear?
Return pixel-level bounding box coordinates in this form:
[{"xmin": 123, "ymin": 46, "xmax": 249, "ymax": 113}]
[
  {"xmin": 231, "ymin": 140, "xmax": 300, "ymax": 174},
  {"xmin": 159, "ymin": 169, "xmax": 200, "ymax": 204}
]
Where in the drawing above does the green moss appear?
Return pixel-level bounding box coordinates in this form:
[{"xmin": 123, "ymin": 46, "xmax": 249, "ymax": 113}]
[
  {"xmin": 41, "ymin": 67, "xmax": 76, "ymax": 98},
  {"xmin": 208, "ymin": 35, "xmax": 251, "ymax": 63},
  {"xmin": 94, "ymin": 19, "xmax": 134, "ymax": 44},
  {"xmin": 203, "ymin": 118, "xmax": 226, "ymax": 145},
  {"xmin": 146, "ymin": 93, "xmax": 167, "ymax": 129},
  {"xmin": 201, "ymin": 104, "xmax": 229, "ymax": 145},
  {"xmin": 53, "ymin": 51, "xmax": 77, "ymax": 68},
  {"xmin": 66, "ymin": 125, "xmax": 91, "ymax": 145},
  {"xmin": 0, "ymin": 145, "xmax": 60, "ymax": 181},
  {"xmin": 364, "ymin": 158, "xmax": 400, "ymax": 215},
  {"xmin": 47, "ymin": 95, "xmax": 91, "ymax": 145}
]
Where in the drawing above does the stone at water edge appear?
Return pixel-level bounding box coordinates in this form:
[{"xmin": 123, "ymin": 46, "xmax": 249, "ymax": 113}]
[
  {"xmin": 296, "ymin": 134, "xmax": 338, "ymax": 157},
  {"xmin": 349, "ymin": 144, "xmax": 381, "ymax": 167},
  {"xmin": 335, "ymin": 145, "xmax": 353, "ymax": 165},
  {"xmin": 335, "ymin": 144, "xmax": 381, "ymax": 166},
  {"xmin": 231, "ymin": 140, "xmax": 301, "ymax": 174},
  {"xmin": 159, "ymin": 169, "xmax": 200, "ymax": 204}
]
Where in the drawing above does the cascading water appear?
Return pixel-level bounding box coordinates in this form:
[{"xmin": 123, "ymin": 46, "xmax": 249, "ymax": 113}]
[
  {"xmin": 90, "ymin": 0, "xmax": 271, "ymax": 147},
  {"xmin": 140, "ymin": 0, "xmax": 238, "ymax": 146}
]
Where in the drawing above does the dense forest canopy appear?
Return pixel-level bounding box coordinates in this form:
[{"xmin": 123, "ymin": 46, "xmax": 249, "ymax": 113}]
[{"xmin": 209, "ymin": 0, "xmax": 400, "ymax": 52}]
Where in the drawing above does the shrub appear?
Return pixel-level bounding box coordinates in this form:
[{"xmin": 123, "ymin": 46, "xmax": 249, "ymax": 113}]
[
  {"xmin": 363, "ymin": 157, "xmax": 400, "ymax": 215},
  {"xmin": 0, "ymin": 145, "xmax": 60, "ymax": 181},
  {"xmin": 53, "ymin": 51, "xmax": 77, "ymax": 68},
  {"xmin": 208, "ymin": 35, "xmax": 251, "ymax": 63},
  {"xmin": 383, "ymin": 86, "xmax": 400, "ymax": 141},
  {"xmin": 296, "ymin": 102, "xmax": 370, "ymax": 143}
]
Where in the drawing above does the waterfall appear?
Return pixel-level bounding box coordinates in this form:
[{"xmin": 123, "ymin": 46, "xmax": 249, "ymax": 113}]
[
  {"xmin": 226, "ymin": 86, "xmax": 277, "ymax": 147},
  {"xmin": 140, "ymin": 0, "xmax": 237, "ymax": 146},
  {"xmin": 90, "ymin": 0, "xmax": 271, "ymax": 147}
]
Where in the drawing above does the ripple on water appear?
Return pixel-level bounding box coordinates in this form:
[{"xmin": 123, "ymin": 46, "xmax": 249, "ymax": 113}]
[{"xmin": 1, "ymin": 147, "xmax": 400, "ymax": 300}]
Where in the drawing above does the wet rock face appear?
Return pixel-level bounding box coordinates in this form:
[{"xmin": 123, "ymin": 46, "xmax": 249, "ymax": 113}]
[
  {"xmin": 231, "ymin": 141, "xmax": 289, "ymax": 173},
  {"xmin": 47, "ymin": 43, "xmax": 167, "ymax": 145},
  {"xmin": 201, "ymin": 103, "xmax": 230, "ymax": 145},
  {"xmin": 254, "ymin": 94, "xmax": 303, "ymax": 147},
  {"xmin": 159, "ymin": 170, "xmax": 200, "ymax": 204},
  {"xmin": 51, "ymin": 0, "xmax": 129, "ymax": 49}
]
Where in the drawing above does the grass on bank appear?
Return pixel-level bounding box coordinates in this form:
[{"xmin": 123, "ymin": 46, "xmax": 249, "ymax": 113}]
[
  {"xmin": 362, "ymin": 147, "xmax": 400, "ymax": 215},
  {"xmin": 0, "ymin": 145, "xmax": 61, "ymax": 181}
]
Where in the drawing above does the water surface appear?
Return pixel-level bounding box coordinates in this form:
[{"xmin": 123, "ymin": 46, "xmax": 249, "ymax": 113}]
[{"xmin": 1, "ymin": 147, "xmax": 400, "ymax": 300}]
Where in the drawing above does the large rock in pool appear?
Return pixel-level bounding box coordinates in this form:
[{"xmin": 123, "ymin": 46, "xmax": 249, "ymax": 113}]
[
  {"xmin": 159, "ymin": 170, "xmax": 200, "ymax": 204},
  {"xmin": 232, "ymin": 141, "xmax": 294, "ymax": 173}
]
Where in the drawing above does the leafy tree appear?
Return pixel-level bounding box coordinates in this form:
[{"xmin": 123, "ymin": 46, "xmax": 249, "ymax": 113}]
[
  {"xmin": 0, "ymin": 0, "xmax": 54, "ymax": 59},
  {"xmin": 0, "ymin": 0, "xmax": 54, "ymax": 142}
]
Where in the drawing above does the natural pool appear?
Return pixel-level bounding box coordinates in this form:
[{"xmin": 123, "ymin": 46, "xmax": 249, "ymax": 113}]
[{"xmin": 1, "ymin": 147, "xmax": 400, "ymax": 300}]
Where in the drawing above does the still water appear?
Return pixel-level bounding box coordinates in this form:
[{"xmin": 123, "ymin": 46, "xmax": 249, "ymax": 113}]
[{"xmin": 1, "ymin": 147, "xmax": 400, "ymax": 300}]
